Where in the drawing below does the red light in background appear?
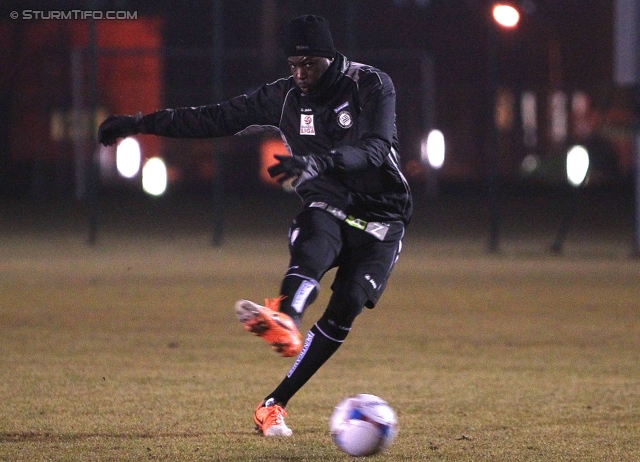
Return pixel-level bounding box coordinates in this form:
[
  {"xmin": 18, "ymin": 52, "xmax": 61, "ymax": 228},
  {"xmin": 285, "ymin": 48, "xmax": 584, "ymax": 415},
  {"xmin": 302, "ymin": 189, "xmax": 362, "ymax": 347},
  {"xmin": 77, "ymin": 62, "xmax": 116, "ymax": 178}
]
[{"xmin": 260, "ymin": 138, "xmax": 288, "ymax": 186}]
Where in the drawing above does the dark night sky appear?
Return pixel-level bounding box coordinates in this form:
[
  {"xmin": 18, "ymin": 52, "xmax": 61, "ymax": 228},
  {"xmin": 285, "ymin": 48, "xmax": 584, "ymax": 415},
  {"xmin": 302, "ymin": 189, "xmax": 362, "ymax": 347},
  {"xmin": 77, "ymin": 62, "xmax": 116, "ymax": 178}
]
[{"xmin": 0, "ymin": 0, "xmax": 615, "ymax": 106}]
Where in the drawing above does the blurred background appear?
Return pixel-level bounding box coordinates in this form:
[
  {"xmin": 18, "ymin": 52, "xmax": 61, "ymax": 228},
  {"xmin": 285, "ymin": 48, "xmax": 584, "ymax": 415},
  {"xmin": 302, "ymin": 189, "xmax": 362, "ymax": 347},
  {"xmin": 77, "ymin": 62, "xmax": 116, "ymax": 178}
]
[{"xmin": 0, "ymin": 0, "xmax": 638, "ymax": 253}]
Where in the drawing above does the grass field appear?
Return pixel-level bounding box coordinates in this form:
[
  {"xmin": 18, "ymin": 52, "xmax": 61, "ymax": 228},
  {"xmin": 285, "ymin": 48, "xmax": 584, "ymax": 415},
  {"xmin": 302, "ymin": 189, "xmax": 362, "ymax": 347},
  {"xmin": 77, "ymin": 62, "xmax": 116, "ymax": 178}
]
[{"xmin": 1, "ymin": 193, "xmax": 639, "ymax": 461}]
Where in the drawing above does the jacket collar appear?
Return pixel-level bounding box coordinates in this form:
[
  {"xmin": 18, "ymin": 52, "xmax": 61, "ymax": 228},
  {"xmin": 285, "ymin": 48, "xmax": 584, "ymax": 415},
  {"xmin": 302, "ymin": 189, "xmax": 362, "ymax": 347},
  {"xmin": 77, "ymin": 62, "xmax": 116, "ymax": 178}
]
[{"xmin": 305, "ymin": 52, "xmax": 348, "ymax": 103}]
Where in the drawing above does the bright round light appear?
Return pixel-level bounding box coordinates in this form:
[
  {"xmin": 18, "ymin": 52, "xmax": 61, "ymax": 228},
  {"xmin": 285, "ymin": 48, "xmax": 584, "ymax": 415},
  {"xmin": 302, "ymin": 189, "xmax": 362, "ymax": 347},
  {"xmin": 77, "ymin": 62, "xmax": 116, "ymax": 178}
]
[
  {"xmin": 493, "ymin": 4, "xmax": 520, "ymax": 28},
  {"xmin": 421, "ymin": 129, "xmax": 446, "ymax": 169},
  {"xmin": 566, "ymin": 145, "xmax": 590, "ymax": 186},
  {"xmin": 142, "ymin": 157, "xmax": 168, "ymax": 196},
  {"xmin": 116, "ymin": 137, "xmax": 141, "ymax": 178}
]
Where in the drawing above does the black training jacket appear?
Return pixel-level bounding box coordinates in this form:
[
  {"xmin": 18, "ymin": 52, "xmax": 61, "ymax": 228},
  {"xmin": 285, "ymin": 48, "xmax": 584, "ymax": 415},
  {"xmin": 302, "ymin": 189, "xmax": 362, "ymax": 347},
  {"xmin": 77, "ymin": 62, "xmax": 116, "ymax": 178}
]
[{"xmin": 141, "ymin": 53, "xmax": 413, "ymax": 225}]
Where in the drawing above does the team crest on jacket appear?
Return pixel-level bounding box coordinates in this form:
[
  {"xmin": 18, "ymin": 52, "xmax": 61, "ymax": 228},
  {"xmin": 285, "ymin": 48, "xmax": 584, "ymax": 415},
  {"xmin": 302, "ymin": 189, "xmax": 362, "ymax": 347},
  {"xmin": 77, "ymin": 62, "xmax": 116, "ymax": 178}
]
[
  {"xmin": 337, "ymin": 110, "xmax": 353, "ymax": 129},
  {"xmin": 300, "ymin": 114, "xmax": 315, "ymax": 135}
]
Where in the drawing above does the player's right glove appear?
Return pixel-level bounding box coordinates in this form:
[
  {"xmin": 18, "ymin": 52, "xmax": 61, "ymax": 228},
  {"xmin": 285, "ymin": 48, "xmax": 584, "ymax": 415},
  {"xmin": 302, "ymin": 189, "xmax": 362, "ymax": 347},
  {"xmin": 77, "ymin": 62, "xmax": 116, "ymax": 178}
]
[
  {"xmin": 267, "ymin": 154, "xmax": 333, "ymax": 191},
  {"xmin": 98, "ymin": 112, "xmax": 145, "ymax": 146}
]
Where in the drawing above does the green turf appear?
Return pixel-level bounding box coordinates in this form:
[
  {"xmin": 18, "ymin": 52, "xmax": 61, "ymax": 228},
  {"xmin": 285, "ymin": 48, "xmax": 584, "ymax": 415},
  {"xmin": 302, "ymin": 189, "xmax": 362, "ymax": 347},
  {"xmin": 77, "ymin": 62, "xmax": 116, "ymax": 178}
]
[{"xmin": 1, "ymin": 231, "xmax": 639, "ymax": 461}]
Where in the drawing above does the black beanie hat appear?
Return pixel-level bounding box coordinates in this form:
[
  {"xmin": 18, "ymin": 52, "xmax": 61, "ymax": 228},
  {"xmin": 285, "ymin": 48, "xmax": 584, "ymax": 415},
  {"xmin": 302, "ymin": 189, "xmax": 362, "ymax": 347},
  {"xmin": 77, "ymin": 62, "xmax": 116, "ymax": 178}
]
[{"xmin": 283, "ymin": 14, "xmax": 336, "ymax": 58}]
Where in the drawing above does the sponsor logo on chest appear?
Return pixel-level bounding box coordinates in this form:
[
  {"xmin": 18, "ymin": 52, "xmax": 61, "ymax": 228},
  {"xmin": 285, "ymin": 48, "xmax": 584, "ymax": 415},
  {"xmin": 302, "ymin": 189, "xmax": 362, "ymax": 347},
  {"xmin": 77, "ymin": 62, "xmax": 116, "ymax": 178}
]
[{"xmin": 300, "ymin": 114, "xmax": 315, "ymax": 135}]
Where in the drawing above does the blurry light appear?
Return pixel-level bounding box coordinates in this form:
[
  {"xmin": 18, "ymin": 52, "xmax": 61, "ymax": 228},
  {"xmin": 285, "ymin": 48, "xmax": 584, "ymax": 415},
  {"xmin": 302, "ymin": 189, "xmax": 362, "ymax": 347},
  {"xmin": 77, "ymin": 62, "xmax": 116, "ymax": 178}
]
[
  {"xmin": 99, "ymin": 144, "xmax": 116, "ymax": 177},
  {"xmin": 550, "ymin": 90, "xmax": 568, "ymax": 143},
  {"xmin": 493, "ymin": 4, "xmax": 520, "ymax": 28},
  {"xmin": 50, "ymin": 110, "xmax": 65, "ymax": 142},
  {"xmin": 142, "ymin": 157, "xmax": 167, "ymax": 196},
  {"xmin": 116, "ymin": 137, "xmax": 141, "ymax": 178},
  {"xmin": 421, "ymin": 129, "xmax": 446, "ymax": 169},
  {"xmin": 571, "ymin": 91, "xmax": 590, "ymax": 117},
  {"xmin": 495, "ymin": 88, "xmax": 515, "ymax": 131},
  {"xmin": 566, "ymin": 145, "xmax": 589, "ymax": 186},
  {"xmin": 521, "ymin": 154, "xmax": 539, "ymax": 174},
  {"xmin": 521, "ymin": 91, "xmax": 538, "ymax": 148},
  {"xmin": 260, "ymin": 137, "xmax": 288, "ymax": 186}
]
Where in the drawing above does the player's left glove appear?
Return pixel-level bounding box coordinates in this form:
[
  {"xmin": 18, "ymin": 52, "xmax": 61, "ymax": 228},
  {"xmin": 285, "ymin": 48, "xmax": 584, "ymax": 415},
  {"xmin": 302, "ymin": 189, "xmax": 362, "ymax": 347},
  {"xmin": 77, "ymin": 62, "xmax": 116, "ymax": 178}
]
[
  {"xmin": 98, "ymin": 112, "xmax": 145, "ymax": 146},
  {"xmin": 267, "ymin": 154, "xmax": 333, "ymax": 191}
]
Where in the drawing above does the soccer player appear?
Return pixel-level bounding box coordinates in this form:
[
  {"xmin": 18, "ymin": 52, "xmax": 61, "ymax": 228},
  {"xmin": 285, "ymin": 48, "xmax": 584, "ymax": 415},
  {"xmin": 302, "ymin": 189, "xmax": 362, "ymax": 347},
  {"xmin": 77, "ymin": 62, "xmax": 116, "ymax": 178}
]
[{"xmin": 98, "ymin": 14, "xmax": 412, "ymax": 437}]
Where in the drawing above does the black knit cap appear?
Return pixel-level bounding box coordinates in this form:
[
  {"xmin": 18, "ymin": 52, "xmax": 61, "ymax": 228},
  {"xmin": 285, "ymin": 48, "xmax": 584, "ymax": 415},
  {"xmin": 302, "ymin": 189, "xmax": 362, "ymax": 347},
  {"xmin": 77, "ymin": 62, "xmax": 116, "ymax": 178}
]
[{"xmin": 283, "ymin": 14, "xmax": 336, "ymax": 58}]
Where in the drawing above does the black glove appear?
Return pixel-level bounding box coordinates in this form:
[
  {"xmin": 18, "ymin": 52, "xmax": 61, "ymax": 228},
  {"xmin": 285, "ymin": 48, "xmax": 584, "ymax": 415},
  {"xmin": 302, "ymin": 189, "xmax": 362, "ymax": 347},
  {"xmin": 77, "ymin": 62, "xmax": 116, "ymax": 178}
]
[
  {"xmin": 98, "ymin": 112, "xmax": 145, "ymax": 146},
  {"xmin": 267, "ymin": 154, "xmax": 333, "ymax": 191}
]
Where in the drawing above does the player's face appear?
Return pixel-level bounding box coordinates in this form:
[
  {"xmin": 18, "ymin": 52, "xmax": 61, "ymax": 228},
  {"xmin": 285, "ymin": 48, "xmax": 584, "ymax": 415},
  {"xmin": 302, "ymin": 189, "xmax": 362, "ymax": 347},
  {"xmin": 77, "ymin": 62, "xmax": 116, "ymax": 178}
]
[{"xmin": 287, "ymin": 56, "xmax": 333, "ymax": 94}]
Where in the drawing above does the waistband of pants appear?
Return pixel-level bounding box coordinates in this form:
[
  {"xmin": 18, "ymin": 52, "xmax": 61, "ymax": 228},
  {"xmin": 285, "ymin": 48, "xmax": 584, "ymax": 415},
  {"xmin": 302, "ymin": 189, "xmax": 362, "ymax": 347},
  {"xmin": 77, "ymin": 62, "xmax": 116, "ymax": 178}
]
[{"xmin": 306, "ymin": 201, "xmax": 390, "ymax": 241}]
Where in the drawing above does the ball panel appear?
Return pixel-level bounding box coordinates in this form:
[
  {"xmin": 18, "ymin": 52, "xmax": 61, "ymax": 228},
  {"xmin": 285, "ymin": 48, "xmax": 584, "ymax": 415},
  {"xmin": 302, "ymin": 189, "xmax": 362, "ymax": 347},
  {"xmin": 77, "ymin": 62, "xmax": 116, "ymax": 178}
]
[
  {"xmin": 332, "ymin": 420, "xmax": 383, "ymax": 457},
  {"xmin": 330, "ymin": 394, "xmax": 398, "ymax": 457}
]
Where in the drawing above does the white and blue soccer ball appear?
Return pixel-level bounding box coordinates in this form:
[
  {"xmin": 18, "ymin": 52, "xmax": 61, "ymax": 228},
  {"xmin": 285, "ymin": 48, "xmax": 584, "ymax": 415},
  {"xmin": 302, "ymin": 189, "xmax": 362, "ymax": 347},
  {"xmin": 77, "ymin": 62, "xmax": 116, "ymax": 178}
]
[{"xmin": 329, "ymin": 394, "xmax": 398, "ymax": 457}]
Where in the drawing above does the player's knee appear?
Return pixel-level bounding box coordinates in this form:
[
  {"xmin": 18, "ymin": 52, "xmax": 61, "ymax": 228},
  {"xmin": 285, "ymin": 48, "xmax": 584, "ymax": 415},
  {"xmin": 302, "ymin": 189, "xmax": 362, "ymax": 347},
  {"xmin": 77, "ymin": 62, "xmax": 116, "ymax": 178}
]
[
  {"xmin": 316, "ymin": 313, "xmax": 351, "ymax": 342},
  {"xmin": 322, "ymin": 283, "xmax": 369, "ymax": 335}
]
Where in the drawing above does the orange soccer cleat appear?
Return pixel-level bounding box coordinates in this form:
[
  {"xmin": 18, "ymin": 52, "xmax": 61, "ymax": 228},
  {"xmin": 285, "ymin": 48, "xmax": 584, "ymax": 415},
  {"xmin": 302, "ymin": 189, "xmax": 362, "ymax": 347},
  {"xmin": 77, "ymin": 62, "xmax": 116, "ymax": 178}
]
[
  {"xmin": 254, "ymin": 400, "xmax": 292, "ymax": 437},
  {"xmin": 234, "ymin": 297, "xmax": 302, "ymax": 357}
]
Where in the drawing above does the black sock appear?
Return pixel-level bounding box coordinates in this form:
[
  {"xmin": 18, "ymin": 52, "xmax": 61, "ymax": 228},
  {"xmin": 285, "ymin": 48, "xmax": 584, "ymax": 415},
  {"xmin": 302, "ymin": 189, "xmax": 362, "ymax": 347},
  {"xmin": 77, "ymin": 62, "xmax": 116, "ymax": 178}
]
[
  {"xmin": 264, "ymin": 316, "xmax": 350, "ymax": 407},
  {"xmin": 279, "ymin": 273, "xmax": 319, "ymax": 325}
]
